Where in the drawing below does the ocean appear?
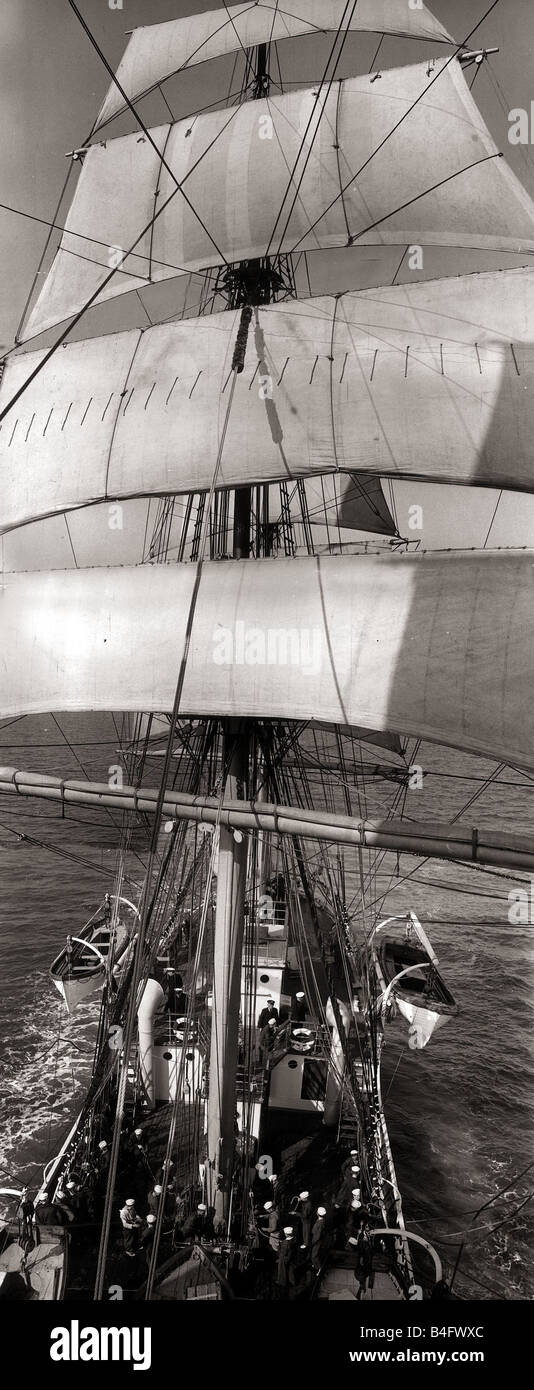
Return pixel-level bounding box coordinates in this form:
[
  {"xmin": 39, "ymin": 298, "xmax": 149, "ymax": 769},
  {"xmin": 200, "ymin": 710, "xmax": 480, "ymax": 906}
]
[{"xmin": 0, "ymin": 714, "xmax": 533, "ymax": 1300}]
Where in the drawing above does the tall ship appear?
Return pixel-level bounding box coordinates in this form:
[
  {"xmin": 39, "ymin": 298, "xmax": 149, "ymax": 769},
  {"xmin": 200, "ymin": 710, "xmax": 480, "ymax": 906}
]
[{"xmin": 1, "ymin": 0, "xmax": 534, "ymax": 1302}]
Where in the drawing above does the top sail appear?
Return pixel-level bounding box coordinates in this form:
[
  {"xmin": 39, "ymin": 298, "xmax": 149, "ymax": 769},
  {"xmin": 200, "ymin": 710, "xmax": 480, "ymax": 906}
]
[
  {"xmin": 93, "ymin": 1, "xmax": 455, "ymax": 133},
  {"xmin": 22, "ymin": 59, "xmax": 534, "ymax": 341}
]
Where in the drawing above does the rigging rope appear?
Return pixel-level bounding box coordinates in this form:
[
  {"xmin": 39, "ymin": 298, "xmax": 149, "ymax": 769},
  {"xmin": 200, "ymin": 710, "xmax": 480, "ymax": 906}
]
[{"xmin": 265, "ymin": 0, "xmax": 360, "ymax": 257}]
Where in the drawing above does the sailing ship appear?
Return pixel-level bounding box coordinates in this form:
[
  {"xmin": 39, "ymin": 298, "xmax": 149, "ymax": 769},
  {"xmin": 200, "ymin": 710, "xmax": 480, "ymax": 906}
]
[{"xmin": 1, "ymin": 0, "xmax": 533, "ymax": 1302}]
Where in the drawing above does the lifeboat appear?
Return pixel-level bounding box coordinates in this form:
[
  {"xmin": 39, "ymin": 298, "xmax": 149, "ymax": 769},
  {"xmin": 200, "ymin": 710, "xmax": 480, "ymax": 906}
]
[
  {"xmin": 372, "ymin": 913, "xmax": 459, "ymax": 1049},
  {"xmin": 49, "ymin": 894, "xmax": 139, "ymax": 1011}
]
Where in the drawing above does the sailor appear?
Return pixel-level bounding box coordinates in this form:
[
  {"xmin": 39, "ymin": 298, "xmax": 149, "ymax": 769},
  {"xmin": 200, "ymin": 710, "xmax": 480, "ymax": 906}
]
[
  {"xmin": 97, "ymin": 1138, "xmax": 110, "ymax": 1175},
  {"xmin": 257, "ymin": 997, "xmax": 279, "ymax": 1030},
  {"xmin": 64, "ymin": 1179, "xmax": 81, "ymax": 1217},
  {"xmin": 335, "ymin": 1165, "xmax": 361, "ymax": 1209},
  {"xmin": 155, "ymin": 1156, "xmax": 175, "ymax": 1185},
  {"xmin": 119, "ymin": 1197, "xmax": 143, "ymax": 1256},
  {"xmin": 182, "ymin": 1202, "xmax": 209, "ymax": 1241},
  {"xmin": 259, "ymin": 1016, "xmax": 277, "ymax": 1067},
  {"xmin": 311, "ymin": 1206, "xmax": 330, "ymax": 1271},
  {"xmin": 174, "ymin": 976, "xmax": 188, "ymax": 1015},
  {"xmin": 292, "ymin": 1189, "xmax": 313, "ymax": 1245},
  {"xmin": 140, "ymin": 1213, "xmax": 157, "ymax": 1268},
  {"xmin": 275, "ymin": 1226, "xmax": 297, "ymax": 1299},
  {"xmin": 354, "ymin": 1230, "xmax": 374, "ymax": 1297},
  {"xmin": 54, "ymin": 1185, "xmax": 75, "ymax": 1224},
  {"xmin": 345, "ymin": 1190, "xmax": 370, "ymax": 1243},
  {"xmin": 263, "ymin": 1200, "xmax": 280, "ymax": 1254},
  {"xmin": 131, "ymin": 1134, "xmax": 152, "ymax": 1195},
  {"xmin": 290, "ymin": 991, "xmax": 307, "ymax": 1021},
  {"xmin": 293, "ymin": 1240, "xmax": 312, "ymax": 1290},
  {"xmin": 163, "ymin": 1181, "xmax": 178, "ymax": 1225},
  {"xmin": 147, "ymin": 1183, "xmax": 163, "ymax": 1217},
  {"xmin": 129, "ymin": 1126, "xmax": 147, "ymax": 1157},
  {"xmin": 34, "ymin": 1191, "xmax": 63, "ymax": 1227},
  {"xmin": 341, "ymin": 1148, "xmax": 360, "ymax": 1179}
]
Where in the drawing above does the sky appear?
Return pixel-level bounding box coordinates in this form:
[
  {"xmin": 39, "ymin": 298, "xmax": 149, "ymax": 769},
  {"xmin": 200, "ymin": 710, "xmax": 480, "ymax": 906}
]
[{"xmin": 2, "ymin": 0, "xmax": 534, "ymax": 563}]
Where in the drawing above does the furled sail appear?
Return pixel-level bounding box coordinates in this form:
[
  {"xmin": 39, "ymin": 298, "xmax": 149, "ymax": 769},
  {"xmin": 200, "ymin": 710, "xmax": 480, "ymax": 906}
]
[
  {"xmin": 23, "ymin": 60, "xmax": 534, "ymax": 340},
  {"xmin": 1, "ymin": 552, "xmax": 533, "ymax": 769},
  {"xmin": 5, "ymin": 268, "xmax": 534, "ymax": 532},
  {"xmin": 93, "ymin": 1, "xmax": 455, "ymax": 133}
]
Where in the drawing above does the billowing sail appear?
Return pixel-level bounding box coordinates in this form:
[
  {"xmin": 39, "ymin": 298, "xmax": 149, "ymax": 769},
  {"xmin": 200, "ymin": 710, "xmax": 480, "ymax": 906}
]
[
  {"xmin": 93, "ymin": 1, "xmax": 454, "ymax": 133},
  {"xmin": 5, "ymin": 268, "xmax": 534, "ymax": 532},
  {"xmin": 1, "ymin": 553, "xmax": 533, "ymax": 769},
  {"xmin": 302, "ymin": 475, "xmax": 396, "ymax": 537},
  {"xmin": 24, "ymin": 60, "xmax": 534, "ymax": 340}
]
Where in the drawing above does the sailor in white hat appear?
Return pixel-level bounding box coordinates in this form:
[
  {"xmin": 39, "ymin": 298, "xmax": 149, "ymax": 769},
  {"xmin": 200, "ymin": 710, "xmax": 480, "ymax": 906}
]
[
  {"xmin": 290, "ymin": 991, "xmax": 307, "ymax": 1021},
  {"xmin": 119, "ymin": 1197, "xmax": 143, "ymax": 1255}
]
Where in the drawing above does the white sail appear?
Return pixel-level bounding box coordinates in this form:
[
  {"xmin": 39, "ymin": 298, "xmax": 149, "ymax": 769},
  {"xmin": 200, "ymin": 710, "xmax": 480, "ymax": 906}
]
[
  {"xmin": 23, "ymin": 60, "xmax": 534, "ymax": 340},
  {"xmin": 301, "ymin": 475, "xmax": 396, "ymax": 537},
  {"xmin": 94, "ymin": 1, "xmax": 455, "ymax": 133},
  {"xmin": 1, "ymin": 553, "xmax": 533, "ymax": 769},
  {"xmin": 5, "ymin": 268, "xmax": 534, "ymax": 531}
]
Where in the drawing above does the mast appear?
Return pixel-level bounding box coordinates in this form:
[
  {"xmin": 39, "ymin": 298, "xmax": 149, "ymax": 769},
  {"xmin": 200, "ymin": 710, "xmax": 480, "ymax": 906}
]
[
  {"xmin": 206, "ymin": 726, "xmax": 248, "ymax": 1224},
  {"xmin": 205, "ymin": 38, "xmax": 283, "ymax": 1229}
]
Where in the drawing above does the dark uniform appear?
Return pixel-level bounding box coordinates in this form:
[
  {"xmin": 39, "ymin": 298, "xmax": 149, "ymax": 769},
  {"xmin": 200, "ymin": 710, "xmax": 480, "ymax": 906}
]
[
  {"xmin": 311, "ymin": 1215, "xmax": 331, "ymax": 1270},
  {"xmin": 257, "ymin": 1002, "xmax": 279, "ymax": 1030},
  {"xmin": 275, "ymin": 1234, "xmax": 296, "ymax": 1298},
  {"xmin": 139, "ymin": 1220, "xmax": 156, "ymax": 1268},
  {"xmin": 259, "ymin": 1021, "xmax": 277, "ymax": 1067},
  {"xmin": 147, "ymin": 1188, "xmax": 162, "ymax": 1217},
  {"xmin": 35, "ymin": 1200, "xmax": 63, "ymax": 1227},
  {"xmin": 290, "ymin": 994, "xmax": 307, "ymax": 1022},
  {"xmin": 299, "ymin": 1197, "xmax": 314, "ymax": 1246}
]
